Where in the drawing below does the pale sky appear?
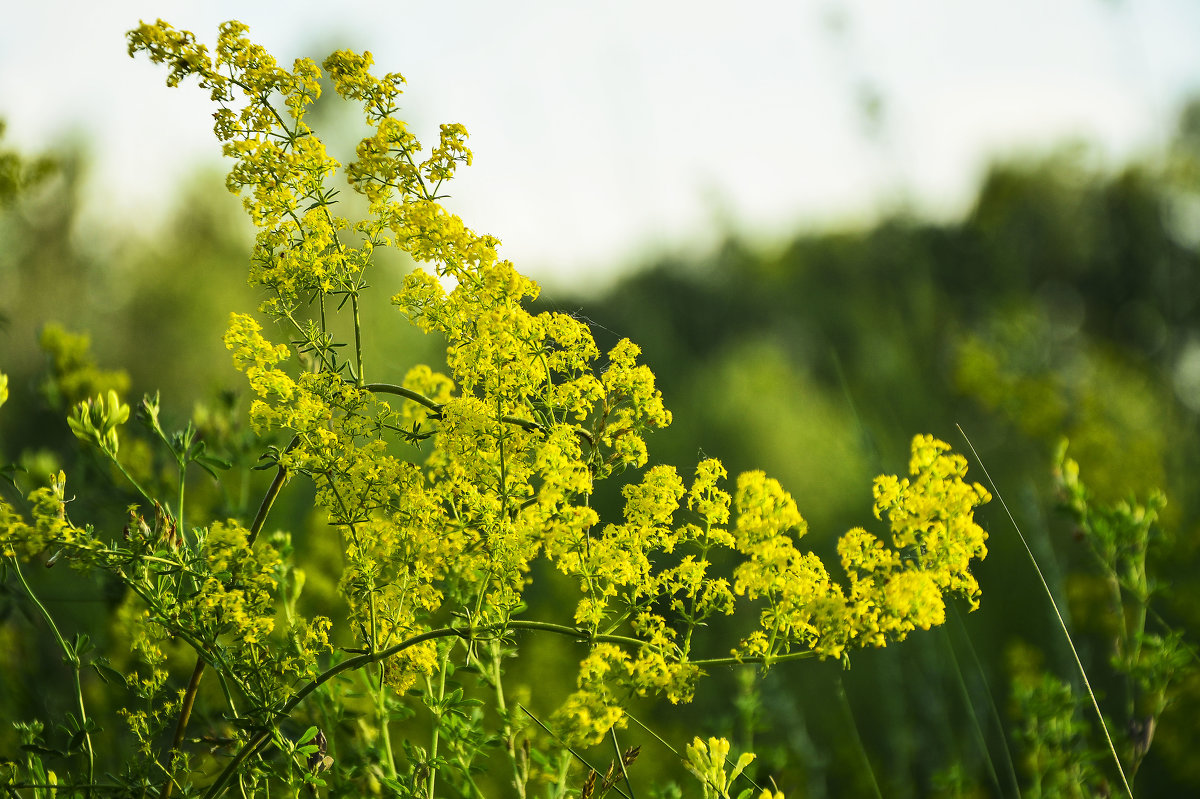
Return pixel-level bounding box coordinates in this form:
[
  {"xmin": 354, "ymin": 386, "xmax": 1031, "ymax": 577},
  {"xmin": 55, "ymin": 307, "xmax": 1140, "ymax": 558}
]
[{"xmin": 2, "ymin": 0, "xmax": 1198, "ymax": 289}]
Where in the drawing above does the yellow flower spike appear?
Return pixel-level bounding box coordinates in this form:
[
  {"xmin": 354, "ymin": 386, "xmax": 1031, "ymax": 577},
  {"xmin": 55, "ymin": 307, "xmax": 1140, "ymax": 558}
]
[
  {"xmin": 67, "ymin": 390, "xmax": 130, "ymax": 454},
  {"xmin": 685, "ymin": 736, "xmax": 759, "ymax": 798}
]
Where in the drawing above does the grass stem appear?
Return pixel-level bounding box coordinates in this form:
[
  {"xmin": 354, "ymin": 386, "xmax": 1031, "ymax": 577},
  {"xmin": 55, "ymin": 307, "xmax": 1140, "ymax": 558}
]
[{"xmin": 957, "ymin": 424, "xmax": 1134, "ymax": 799}]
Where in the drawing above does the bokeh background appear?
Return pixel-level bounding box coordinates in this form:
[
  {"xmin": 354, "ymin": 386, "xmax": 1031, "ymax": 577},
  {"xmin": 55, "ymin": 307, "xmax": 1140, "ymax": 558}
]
[{"xmin": 4, "ymin": 1, "xmax": 1200, "ymax": 796}]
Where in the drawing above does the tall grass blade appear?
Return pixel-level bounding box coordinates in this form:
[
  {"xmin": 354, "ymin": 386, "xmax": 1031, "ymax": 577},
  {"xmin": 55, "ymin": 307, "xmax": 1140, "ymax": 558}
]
[
  {"xmin": 956, "ymin": 424, "xmax": 1134, "ymax": 799},
  {"xmin": 518, "ymin": 704, "xmax": 631, "ymax": 799},
  {"xmin": 833, "ymin": 674, "xmax": 884, "ymax": 799},
  {"xmin": 944, "ymin": 610, "xmax": 1022, "ymax": 798}
]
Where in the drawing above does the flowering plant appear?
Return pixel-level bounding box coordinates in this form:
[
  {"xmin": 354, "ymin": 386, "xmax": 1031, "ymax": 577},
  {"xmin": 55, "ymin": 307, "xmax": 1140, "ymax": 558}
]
[{"xmin": 0, "ymin": 20, "xmax": 989, "ymax": 798}]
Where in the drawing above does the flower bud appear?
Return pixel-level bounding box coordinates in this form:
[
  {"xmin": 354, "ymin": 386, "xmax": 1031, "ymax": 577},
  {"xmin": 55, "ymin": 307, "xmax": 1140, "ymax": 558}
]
[{"xmin": 68, "ymin": 390, "xmax": 131, "ymax": 453}]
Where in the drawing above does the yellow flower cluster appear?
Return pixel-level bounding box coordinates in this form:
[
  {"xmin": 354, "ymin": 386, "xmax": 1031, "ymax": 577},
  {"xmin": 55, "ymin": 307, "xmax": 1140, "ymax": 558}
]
[
  {"xmin": 122, "ymin": 18, "xmax": 991, "ymax": 761},
  {"xmin": 0, "ymin": 471, "xmax": 90, "ymax": 560},
  {"xmin": 194, "ymin": 521, "xmax": 279, "ymax": 645},
  {"xmin": 729, "ymin": 436, "xmax": 990, "ymax": 661}
]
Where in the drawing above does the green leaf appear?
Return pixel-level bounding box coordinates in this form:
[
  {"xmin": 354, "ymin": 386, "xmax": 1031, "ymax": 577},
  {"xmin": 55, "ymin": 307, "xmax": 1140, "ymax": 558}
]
[
  {"xmin": 70, "ymin": 632, "xmax": 93, "ymax": 659},
  {"xmin": 19, "ymin": 744, "xmax": 64, "ymax": 758},
  {"xmin": 227, "ymin": 717, "xmax": 267, "ymax": 732},
  {"xmin": 196, "ymin": 460, "xmax": 222, "ymax": 480},
  {"xmin": 66, "ymin": 729, "xmax": 87, "ymax": 754},
  {"xmin": 729, "ymin": 751, "xmax": 756, "ymax": 784},
  {"xmin": 90, "ymin": 659, "xmax": 129, "ymax": 687},
  {"xmin": 198, "ymin": 454, "xmax": 232, "ymax": 470},
  {"xmin": 0, "ymin": 462, "xmax": 23, "ymax": 489}
]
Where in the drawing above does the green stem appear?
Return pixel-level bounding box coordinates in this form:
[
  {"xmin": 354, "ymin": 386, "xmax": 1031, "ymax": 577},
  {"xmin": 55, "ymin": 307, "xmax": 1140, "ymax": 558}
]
[
  {"xmin": 552, "ymin": 751, "xmax": 572, "ymax": 799},
  {"xmin": 833, "ymin": 674, "xmax": 882, "ymax": 799},
  {"xmin": 947, "ymin": 608, "xmax": 1021, "ymax": 799},
  {"xmin": 688, "ymin": 650, "xmax": 816, "ymax": 669},
  {"xmin": 247, "ymin": 436, "xmax": 298, "ymax": 546},
  {"xmin": 681, "ymin": 535, "xmax": 713, "ymax": 658},
  {"xmin": 517, "ymin": 704, "xmax": 630, "ymax": 799},
  {"xmin": 490, "ymin": 639, "xmax": 527, "ymax": 799},
  {"xmin": 426, "ymin": 645, "xmax": 452, "ymax": 799},
  {"xmin": 363, "ymin": 383, "xmax": 596, "ymax": 446},
  {"xmin": 8, "ymin": 556, "xmax": 94, "ymax": 799},
  {"xmin": 106, "ymin": 449, "xmax": 155, "ymax": 508},
  {"xmin": 351, "ymin": 291, "xmax": 365, "ymax": 386},
  {"xmin": 199, "ymin": 616, "xmax": 824, "ymax": 799},
  {"xmin": 610, "ymin": 726, "xmax": 635, "ymax": 798},
  {"xmin": 375, "ymin": 675, "xmax": 398, "ymax": 780},
  {"xmin": 365, "ymin": 382, "xmax": 442, "ymax": 411},
  {"xmin": 497, "ymin": 394, "xmax": 511, "ymax": 515},
  {"xmin": 176, "ymin": 458, "xmax": 186, "ymax": 545},
  {"xmin": 160, "ymin": 658, "xmax": 206, "ymax": 797}
]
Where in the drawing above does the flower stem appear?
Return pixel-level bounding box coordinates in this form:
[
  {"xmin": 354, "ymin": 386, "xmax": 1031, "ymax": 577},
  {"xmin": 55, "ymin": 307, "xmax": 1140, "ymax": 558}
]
[{"xmin": 8, "ymin": 556, "xmax": 95, "ymax": 799}]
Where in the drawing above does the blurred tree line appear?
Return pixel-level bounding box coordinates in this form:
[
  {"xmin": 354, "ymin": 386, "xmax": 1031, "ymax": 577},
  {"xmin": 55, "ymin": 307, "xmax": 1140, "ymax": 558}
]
[{"xmin": 3, "ymin": 97, "xmax": 1200, "ymax": 796}]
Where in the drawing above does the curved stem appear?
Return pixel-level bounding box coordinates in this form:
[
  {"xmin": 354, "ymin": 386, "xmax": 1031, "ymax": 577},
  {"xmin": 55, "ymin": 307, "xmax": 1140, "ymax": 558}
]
[
  {"xmin": 364, "ymin": 382, "xmax": 442, "ymax": 411},
  {"xmin": 363, "ymin": 382, "xmax": 595, "ymax": 446},
  {"xmin": 203, "ymin": 626, "xmax": 468, "ymax": 799},
  {"xmin": 689, "ymin": 650, "xmax": 817, "ymax": 669},
  {"xmin": 201, "ymin": 620, "xmax": 689, "ymax": 799}
]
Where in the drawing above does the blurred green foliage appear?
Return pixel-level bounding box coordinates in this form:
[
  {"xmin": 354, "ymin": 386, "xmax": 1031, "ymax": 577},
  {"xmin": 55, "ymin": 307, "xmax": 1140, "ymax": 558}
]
[
  {"xmin": 0, "ymin": 121, "xmax": 55, "ymax": 208},
  {"xmin": 3, "ymin": 97, "xmax": 1200, "ymax": 795}
]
